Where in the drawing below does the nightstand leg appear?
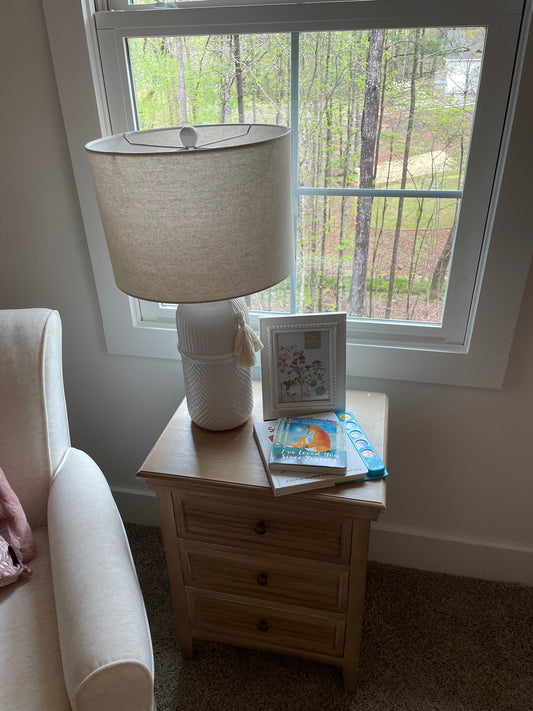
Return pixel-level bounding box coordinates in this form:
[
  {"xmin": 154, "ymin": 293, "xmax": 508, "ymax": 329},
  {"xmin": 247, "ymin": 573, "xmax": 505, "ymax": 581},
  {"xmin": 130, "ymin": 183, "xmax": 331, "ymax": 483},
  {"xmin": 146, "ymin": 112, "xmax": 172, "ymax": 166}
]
[
  {"xmin": 342, "ymin": 665, "xmax": 358, "ymax": 693},
  {"xmin": 342, "ymin": 518, "xmax": 371, "ymax": 692},
  {"xmin": 180, "ymin": 640, "xmax": 193, "ymax": 659},
  {"xmin": 156, "ymin": 490, "xmax": 193, "ymax": 657}
]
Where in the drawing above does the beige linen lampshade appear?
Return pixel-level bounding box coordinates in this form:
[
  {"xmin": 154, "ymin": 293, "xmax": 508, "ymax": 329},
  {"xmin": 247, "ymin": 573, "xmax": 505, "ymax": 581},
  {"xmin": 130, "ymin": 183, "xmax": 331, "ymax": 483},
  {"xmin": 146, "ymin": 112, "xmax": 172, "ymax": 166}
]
[
  {"xmin": 86, "ymin": 124, "xmax": 294, "ymax": 430},
  {"xmin": 86, "ymin": 124, "xmax": 294, "ymax": 303}
]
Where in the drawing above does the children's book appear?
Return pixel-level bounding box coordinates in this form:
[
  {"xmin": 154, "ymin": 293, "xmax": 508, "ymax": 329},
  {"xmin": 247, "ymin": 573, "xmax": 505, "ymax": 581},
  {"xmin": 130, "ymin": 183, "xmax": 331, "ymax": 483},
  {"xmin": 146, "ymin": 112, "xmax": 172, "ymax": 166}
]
[
  {"xmin": 254, "ymin": 419, "xmax": 367, "ymax": 496},
  {"xmin": 269, "ymin": 416, "xmax": 348, "ymax": 474}
]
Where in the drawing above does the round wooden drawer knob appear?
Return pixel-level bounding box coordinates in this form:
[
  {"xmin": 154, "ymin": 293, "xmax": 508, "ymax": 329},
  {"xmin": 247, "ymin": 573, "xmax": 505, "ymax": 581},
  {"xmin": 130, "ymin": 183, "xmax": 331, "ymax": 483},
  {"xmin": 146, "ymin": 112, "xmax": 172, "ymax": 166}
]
[
  {"xmin": 257, "ymin": 573, "xmax": 268, "ymax": 586},
  {"xmin": 254, "ymin": 521, "xmax": 267, "ymax": 535},
  {"xmin": 257, "ymin": 619, "xmax": 269, "ymax": 632}
]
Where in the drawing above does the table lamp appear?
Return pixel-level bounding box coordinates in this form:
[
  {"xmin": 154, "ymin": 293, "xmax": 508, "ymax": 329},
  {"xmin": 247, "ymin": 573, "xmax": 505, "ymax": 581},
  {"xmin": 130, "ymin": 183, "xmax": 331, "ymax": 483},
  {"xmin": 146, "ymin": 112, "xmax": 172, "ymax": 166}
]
[{"xmin": 86, "ymin": 124, "xmax": 294, "ymax": 430}]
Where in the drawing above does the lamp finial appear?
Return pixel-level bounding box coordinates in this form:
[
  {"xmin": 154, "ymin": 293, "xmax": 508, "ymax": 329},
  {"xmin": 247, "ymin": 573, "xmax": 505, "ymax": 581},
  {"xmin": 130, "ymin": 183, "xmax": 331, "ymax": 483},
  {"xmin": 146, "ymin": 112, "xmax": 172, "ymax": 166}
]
[{"xmin": 180, "ymin": 125, "xmax": 198, "ymax": 149}]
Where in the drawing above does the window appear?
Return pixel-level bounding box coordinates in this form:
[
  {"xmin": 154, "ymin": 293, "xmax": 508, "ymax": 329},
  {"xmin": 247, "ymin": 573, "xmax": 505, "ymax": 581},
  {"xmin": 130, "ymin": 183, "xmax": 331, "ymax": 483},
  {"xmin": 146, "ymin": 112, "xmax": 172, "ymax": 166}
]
[
  {"xmin": 126, "ymin": 28, "xmax": 479, "ymax": 326},
  {"xmin": 43, "ymin": 0, "xmax": 532, "ymax": 387}
]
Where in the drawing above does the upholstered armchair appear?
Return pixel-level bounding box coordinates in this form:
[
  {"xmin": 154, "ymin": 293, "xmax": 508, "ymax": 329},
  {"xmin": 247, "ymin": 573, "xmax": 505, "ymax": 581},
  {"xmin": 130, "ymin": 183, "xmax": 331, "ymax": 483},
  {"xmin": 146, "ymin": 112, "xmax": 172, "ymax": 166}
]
[{"xmin": 0, "ymin": 309, "xmax": 155, "ymax": 711}]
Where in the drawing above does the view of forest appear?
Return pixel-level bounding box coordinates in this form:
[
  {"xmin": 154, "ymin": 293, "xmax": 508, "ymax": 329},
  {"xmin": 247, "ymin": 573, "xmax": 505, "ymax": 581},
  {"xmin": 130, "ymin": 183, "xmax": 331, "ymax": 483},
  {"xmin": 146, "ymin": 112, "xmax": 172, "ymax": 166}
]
[{"xmin": 127, "ymin": 26, "xmax": 485, "ymax": 323}]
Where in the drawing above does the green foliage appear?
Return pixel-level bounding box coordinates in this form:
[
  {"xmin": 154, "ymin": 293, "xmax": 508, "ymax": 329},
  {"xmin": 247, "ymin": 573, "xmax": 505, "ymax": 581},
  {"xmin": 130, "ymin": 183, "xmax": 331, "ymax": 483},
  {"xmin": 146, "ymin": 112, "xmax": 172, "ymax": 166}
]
[
  {"xmin": 126, "ymin": 25, "xmax": 485, "ymax": 322},
  {"xmin": 369, "ymin": 275, "xmax": 445, "ymax": 297}
]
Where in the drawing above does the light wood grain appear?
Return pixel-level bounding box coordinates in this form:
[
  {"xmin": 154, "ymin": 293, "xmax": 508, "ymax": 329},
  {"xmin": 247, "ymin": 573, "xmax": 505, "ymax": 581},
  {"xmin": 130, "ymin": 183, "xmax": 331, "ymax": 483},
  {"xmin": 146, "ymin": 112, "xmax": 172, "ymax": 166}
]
[
  {"xmin": 180, "ymin": 539, "xmax": 349, "ymax": 613},
  {"xmin": 343, "ymin": 518, "xmax": 372, "ymax": 691},
  {"xmin": 187, "ymin": 592, "xmax": 346, "ymax": 658},
  {"xmin": 155, "ymin": 490, "xmax": 193, "ymax": 657},
  {"xmin": 139, "ymin": 382, "xmax": 387, "ymax": 513},
  {"xmin": 174, "ymin": 493, "xmax": 353, "ymax": 562},
  {"xmin": 137, "ymin": 385, "xmax": 388, "ymax": 690}
]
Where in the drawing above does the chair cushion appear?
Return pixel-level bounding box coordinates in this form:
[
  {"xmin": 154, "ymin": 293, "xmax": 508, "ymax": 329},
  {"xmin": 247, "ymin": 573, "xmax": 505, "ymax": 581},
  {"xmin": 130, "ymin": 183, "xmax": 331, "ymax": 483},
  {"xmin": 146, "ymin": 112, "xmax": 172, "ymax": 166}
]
[{"xmin": 0, "ymin": 528, "xmax": 70, "ymax": 711}]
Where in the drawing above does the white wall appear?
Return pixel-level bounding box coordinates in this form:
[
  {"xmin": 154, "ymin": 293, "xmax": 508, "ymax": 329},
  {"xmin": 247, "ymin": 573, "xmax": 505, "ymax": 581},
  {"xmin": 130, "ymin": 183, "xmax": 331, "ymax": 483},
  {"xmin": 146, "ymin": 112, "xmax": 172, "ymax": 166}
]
[{"xmin": 1, "ymin": 2, "xmax": 532, "ymax": 584}]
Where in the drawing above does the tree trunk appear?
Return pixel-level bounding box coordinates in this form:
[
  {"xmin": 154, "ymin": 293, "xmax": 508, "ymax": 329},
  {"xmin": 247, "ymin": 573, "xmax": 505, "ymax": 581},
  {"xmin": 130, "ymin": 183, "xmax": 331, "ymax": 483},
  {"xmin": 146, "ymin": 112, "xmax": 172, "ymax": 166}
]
[
  {"xmin": 348, "ymin": 29, "xmax": 386, "ymax": 316},
  {"xmin": 317, "ymin": 33, "xmax": 332, "ymax": 312},
  {"xmin": 233, "ymin": 34, "xmax": 245, "ymax": 123},
  {"xmin": 175, "ymin": 36, "xmax": 188, "ymax": 124},
  {"xmin": 221, "ymin": 36, "xmax": 232, "ymax": 122},
  {"xmin": 385, "ymin": 28, "xmax": 421, "ymax": 319},
  {"xmin": 307, "ymin": 35, "xmax": 324, "ymax": 311},
  {"xmin": 336, "ymin": 37, "xmax": 359, "ymax": 310}
]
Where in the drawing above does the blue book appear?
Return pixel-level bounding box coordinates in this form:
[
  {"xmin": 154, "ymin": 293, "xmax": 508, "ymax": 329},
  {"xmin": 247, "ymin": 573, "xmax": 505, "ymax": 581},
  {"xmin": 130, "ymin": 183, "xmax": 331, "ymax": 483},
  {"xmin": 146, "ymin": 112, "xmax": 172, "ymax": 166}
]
[{"xmin": 269, "ymin": 417, "xmax": 347, "ymax": 474}]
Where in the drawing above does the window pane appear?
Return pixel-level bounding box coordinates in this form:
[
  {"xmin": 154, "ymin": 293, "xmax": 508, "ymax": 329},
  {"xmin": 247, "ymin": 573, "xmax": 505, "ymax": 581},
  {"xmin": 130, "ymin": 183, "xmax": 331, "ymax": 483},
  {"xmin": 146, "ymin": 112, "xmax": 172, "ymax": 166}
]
[
  {"xmin": 249, "ymin": 195, "xmax": 459, "ymax": 322},
  {"xmin": 126, "ymin": 26, "xmax": 485, "ymax": 325},
  {"xmin": 298, "ymin": 28, "xmax": 484, "ymax": 192},
  {"xmin": 127, "ymin": 34, "xmax": 291, "ymax": 129}
]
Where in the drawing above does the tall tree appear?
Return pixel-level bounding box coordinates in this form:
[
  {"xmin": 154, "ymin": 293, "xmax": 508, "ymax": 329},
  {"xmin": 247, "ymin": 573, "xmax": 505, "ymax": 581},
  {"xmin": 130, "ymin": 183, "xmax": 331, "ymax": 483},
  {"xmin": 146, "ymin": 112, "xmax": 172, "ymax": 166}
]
[
  {"xmin": 336, "ymin": 34, "xmax": 360, "ymax": 310},
  {"xmin": 221, "ymin": 36, "xmax": 232, "ymax": 122},
  {"xmin": 348, "ymin": 29, "xmax": 385, "ymax": 316},
  {"xmin": 385, "ymin": 27, "xmax": 421, "ymax": 319},
  {"xmin": 233, "ymin": 34, "xmax": 245, "ymax": 122},
  {"xmin": 175, "ymin": 36, "xmax": 188, "ymax": 124},
  {"xmin": 317, "ymin": 33, "xmax": 333, "ymax": 312}
]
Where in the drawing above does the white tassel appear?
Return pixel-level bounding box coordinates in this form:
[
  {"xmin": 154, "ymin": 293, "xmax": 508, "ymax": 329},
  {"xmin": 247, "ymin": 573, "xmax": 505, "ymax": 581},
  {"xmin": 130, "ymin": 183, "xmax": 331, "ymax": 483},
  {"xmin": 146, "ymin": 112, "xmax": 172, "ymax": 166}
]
[{"xmin": 232, "ymin": 300, "xmax": 263, "ymax": 367}]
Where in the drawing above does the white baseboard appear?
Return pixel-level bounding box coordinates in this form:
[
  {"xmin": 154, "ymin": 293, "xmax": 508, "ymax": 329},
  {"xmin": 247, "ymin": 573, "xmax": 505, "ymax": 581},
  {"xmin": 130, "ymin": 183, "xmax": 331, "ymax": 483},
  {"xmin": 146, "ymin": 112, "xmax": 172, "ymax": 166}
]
[
  {"xmin": 113, "ymin": 488, "xmax": 533, "ymax": 586},
  {"xmin": 369, "ymin": 522, "xmax": 533, "ymax": 586}
]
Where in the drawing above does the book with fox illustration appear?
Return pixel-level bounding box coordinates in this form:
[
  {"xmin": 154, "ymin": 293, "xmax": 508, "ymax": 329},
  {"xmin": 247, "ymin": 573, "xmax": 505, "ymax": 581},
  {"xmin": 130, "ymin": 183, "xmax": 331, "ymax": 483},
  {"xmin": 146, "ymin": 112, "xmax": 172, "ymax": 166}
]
[
  {"xmin": 253, "ymin": 418, "xmax": 367, "ymax": 496},
  {"xmin": 268, "ymin": 416, "xmax": 347, "ymax": 474}
]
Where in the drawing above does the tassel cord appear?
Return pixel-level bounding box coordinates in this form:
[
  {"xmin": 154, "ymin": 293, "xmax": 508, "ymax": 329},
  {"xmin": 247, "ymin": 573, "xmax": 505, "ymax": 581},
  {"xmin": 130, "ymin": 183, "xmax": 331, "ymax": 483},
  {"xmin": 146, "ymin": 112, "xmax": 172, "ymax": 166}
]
[{"xmin": 231, "ymin": 300, "xmax": 264, "ymax": 367}]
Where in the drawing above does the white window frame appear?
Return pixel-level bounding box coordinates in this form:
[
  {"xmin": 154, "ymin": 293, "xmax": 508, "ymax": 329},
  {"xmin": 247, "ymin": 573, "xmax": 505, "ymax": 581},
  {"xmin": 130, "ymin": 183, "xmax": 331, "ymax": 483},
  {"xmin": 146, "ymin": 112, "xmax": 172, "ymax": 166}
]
[{"xmin": 43, "ymin": 0, "xmax": 533, "ymax": 388}]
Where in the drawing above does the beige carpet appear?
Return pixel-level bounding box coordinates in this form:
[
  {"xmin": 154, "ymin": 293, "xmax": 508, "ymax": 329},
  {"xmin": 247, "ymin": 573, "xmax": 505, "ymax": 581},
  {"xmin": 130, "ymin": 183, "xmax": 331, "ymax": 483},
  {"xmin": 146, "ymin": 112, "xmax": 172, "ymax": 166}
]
[{"xmin": 126, "ymin": 523, "xmax": 533, "ymax": 711}]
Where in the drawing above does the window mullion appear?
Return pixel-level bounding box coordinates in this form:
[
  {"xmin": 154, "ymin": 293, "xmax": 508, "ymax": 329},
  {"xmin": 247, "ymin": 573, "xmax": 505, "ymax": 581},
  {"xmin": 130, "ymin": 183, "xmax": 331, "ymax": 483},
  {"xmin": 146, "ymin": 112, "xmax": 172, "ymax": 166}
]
[{"xmin": 297, "ymin": 187, "xmax": 463, "ymax": 200}]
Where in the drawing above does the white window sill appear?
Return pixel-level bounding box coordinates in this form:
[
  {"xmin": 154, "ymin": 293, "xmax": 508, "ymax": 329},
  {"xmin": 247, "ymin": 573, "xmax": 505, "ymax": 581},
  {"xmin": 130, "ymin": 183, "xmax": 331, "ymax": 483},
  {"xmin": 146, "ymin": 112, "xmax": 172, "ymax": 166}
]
[{"xmin": 100, "ymin": 278, "xmax": 524, "ymax": 389}]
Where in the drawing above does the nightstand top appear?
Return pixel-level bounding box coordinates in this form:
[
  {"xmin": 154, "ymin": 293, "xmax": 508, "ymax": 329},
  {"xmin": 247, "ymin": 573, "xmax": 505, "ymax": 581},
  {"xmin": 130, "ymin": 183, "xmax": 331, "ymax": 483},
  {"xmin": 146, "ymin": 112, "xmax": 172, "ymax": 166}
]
[{"xmin": 138, "ymin": 382, "xmax": 387, "ymax": 513}]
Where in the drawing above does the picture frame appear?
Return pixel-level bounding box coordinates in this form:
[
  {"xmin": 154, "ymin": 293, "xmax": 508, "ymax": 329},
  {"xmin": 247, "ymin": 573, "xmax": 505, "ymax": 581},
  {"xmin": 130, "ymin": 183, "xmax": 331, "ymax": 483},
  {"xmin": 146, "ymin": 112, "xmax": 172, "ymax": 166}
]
[{"xmin": 259, "ymin": 312, "xmax": 346, "ymax": 420}]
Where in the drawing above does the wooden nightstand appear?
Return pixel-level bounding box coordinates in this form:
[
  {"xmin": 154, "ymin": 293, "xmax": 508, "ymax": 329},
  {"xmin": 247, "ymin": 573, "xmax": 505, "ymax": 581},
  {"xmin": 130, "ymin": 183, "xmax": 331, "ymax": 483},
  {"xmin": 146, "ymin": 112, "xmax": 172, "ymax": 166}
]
[{"xmin": 138, "ymin": 382, "xmax": 387, "ymax": 691}]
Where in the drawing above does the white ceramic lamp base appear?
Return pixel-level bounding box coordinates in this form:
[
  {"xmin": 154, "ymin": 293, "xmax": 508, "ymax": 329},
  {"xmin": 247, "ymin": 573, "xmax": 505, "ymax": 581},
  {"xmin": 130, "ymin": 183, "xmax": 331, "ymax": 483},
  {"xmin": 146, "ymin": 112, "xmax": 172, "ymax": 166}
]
[{"xmin": 176, "ymin": 299, "xmax": 254, "ymax": 431}]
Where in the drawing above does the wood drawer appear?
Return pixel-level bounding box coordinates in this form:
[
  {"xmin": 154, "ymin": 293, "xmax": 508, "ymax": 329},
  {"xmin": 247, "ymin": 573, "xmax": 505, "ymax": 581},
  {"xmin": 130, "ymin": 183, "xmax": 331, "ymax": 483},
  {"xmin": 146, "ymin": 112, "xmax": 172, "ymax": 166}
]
[
  {"xmin": 174, "ymin": 494, "xmax": 352, "ymax": 563},
  {"xmin": 180, "ymin": 540, "xmax": 349, "ymax": 612},
  {"xmin": 187, "ymin": 591, "xmax": 345, "ymax": 658}
]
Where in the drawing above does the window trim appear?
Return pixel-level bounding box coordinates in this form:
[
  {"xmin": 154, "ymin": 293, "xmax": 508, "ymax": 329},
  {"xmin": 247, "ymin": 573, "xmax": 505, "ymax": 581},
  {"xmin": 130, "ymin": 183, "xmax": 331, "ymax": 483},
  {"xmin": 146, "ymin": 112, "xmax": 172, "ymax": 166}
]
[{"xmin": 42, "ymin": 0, "xmax": 533, "ymax": 388}]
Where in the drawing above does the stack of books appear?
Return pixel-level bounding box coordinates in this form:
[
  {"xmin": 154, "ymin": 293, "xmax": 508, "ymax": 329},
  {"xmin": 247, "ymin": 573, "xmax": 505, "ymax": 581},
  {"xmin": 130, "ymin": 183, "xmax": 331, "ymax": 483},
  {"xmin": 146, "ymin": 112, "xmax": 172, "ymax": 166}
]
[{"xmin": 253, "ymin": 411, "xmax": 387, "ymax": 496}]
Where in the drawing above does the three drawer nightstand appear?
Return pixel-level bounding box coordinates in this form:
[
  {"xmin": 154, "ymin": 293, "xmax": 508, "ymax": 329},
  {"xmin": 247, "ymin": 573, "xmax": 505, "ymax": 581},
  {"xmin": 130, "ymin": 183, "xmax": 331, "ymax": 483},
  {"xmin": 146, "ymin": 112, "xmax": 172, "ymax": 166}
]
[{"xmin": 138, "ymin": 382, "xmax": 387, "ymax": 691}]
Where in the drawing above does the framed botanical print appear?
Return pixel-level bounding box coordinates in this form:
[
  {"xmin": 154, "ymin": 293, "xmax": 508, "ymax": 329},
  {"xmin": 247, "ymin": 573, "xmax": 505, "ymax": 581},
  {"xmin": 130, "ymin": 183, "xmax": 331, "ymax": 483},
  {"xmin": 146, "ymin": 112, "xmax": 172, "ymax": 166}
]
[{"xmin": 259, "ymin": 313, "xmax": 346, "ymax": 420}]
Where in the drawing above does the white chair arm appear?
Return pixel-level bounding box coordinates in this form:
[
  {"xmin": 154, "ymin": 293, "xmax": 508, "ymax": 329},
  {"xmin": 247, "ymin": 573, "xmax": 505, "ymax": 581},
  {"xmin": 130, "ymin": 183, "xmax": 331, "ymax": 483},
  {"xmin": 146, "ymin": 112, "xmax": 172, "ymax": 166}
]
[{"xmin": 48, "ymin": 447, "xmax": 155, "ymax": 711}]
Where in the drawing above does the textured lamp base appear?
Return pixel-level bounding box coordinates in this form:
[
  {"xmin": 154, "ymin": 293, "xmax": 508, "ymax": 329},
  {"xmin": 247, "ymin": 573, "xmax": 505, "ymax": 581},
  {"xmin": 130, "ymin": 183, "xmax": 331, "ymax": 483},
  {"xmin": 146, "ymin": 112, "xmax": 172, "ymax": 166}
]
[
  {"xmin": 180, "ymin": 355, "xmax": 253, "ymax": 431},
  {"xmin": 176, "ymin": 300, "xmax": 254, "ymax": 431}
]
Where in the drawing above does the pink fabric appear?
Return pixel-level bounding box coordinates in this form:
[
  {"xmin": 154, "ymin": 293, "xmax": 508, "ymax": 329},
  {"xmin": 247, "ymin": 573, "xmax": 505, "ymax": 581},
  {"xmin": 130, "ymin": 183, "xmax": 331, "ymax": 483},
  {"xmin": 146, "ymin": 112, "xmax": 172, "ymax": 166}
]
[
  {"xmin": 0, "ymin": 466, "xmax": 35, "ymax": 563},
  {"xmin": 0, "ymin": 534, "xmax": 31, "ymax": 587}
]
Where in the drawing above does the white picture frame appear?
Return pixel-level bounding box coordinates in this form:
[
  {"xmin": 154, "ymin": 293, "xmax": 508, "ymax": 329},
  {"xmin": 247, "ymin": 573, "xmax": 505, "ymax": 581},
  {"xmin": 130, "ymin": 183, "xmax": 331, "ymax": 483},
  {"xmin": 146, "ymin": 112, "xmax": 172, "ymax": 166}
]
[{"xmin": 259, "ymin": 313, "xmax": 346, "ymax": 420}]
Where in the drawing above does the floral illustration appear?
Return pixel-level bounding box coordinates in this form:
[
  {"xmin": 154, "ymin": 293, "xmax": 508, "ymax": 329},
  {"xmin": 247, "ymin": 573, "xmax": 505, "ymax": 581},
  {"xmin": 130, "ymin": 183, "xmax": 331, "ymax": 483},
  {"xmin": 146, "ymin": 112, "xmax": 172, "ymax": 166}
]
[{"xmin": 277, "ymin": 344, "xmax": 327, "ymax": 402}]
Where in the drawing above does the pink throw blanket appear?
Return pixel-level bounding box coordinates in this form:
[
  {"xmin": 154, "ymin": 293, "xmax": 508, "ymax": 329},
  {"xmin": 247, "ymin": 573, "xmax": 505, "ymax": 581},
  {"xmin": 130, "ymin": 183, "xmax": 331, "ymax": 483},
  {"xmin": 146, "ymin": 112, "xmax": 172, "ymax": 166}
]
[{"xmin": 0, "ymin": 467, "xmax": 35, "ymax": 563}]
